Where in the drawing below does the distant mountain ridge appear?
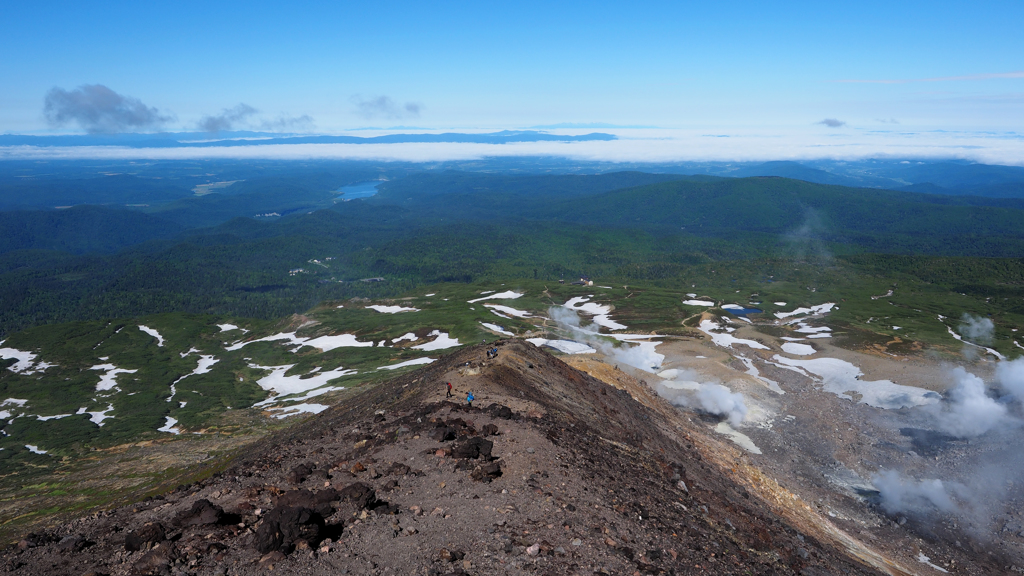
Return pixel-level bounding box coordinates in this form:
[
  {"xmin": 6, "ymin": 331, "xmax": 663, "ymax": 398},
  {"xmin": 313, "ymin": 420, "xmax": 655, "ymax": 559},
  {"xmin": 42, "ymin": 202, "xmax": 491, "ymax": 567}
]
[{"xmin": 0, "ymin": 130, "xmax": 616, "ymax": 148}]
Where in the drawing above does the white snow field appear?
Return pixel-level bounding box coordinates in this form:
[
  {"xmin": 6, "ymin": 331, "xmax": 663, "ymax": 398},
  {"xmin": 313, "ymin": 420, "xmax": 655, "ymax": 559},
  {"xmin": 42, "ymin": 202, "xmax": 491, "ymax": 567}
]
[
  {"xmin": 378, "ymin": 357, "xmax": 436, "ymax": 370},
  {"xmin": 412, "ymin": 331, "xmax": 461, "ymax": 351},
  {"xmin": 781, "ymin": 342, "xmax": 816, "ymax": 356},
  {"xmin": 90, "ymin": 364, "xmax": 138, "ymax": 391},
  {"xmin": 563, "ymin": 296, "xmax": 627, "ymax": 330},
  {"xmin": 0, "ymin": 342, "xmax": 54, "ymax": 374},
  {"xmin": 467, "ymin": 290, "xmax": 524, "ymax": 304},
  {"xmin": 157, "ymin": 417, "xmax": 180, "ymax": 434},
  {"xmin": 249, "ymin": 364, "xmax": 356, "ymax": 397},
  {"xmin": 138, "ymin": 325, "xmax": 165, "ymax": 346},
  {"xmin": 480, "ymin": 322, "xmax": 513, "ymax": 336},
  {"xmin": 774, "ymin": 303, "xmax": 835, "ymax": 319},
  {"xmin": 527, "ymin": 338, "xmax": 597, "ymax": 354},
  {"xmin": 484, "ymin": 304, "xmax": 532, "ymax": 318},
  {"xmin": 226, "ymin": 332, "xmax": 373, "ymax": 352},
  {"xmin": 698, "ymin": 320, "xmax": 769, "ymax": 350},
  {"xmin": 773, "ymin": 355, "xmax": 940, "ymax": 409},
  {"xmin": 366, "ymin": 305, "xmax": 420, "ymax": 313}
]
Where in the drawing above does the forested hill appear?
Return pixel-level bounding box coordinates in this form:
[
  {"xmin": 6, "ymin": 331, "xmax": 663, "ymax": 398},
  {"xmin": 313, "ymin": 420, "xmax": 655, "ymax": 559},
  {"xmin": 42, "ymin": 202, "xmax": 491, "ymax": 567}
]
[{"xmin": 3, "ymin": 170, "xmax": 1024, "ymax": 336}]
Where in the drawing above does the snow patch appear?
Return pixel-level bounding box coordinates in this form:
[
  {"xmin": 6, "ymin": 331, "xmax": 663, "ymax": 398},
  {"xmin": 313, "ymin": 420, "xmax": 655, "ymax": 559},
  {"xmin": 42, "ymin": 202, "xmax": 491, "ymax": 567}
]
[
  {"xmin": 774, "ymin": 303, "xmax": 835, "ymax": 319},
  {"xmin": 527, "ymin": 338, "xmax": 596, "ymax": 355},
  {"xmin": 411, "ymin": 331, "xmax": 461, "ymax": 351},
  {"xmin": 138, "ymin": 325, "xmax": 165, "ymax": 346},
  {"xmin": 226, "ymin": 332, "xmax": 373, "ymax": 352},
  {"xmin": 699, "ymin": 320, "xmax": 769, "ymax": 350},
  {"xmin": 157, "ymin": 417, "xmax": 180, "ymax": 434},
  {"xmin": 916, "ymin": 553, "xmax": 948, "ymax": 573},
  {"xmin": 714, "ymin": 422, "xmax": 762, "ymax": 454},
  {"xmin": 25, "ymin": 444, "xmax": 48, "ymax": 455},
  {"xmin": 480, "ymin": 322, "xmax": 513, "ymax": 336},
  {"xmin": 736, "ymin": 355, "xmax": 785, "ymax": 394},
  {"xmin": 366, "ymin": 305, "xmax": 420, "ymax": 314},
  {"xmin": 0, "ymin": 344, "xmax": 54, "ymax": 375},
  {"xmin": 563, "ymin": 297, "xmax": 626, "ymax": 330},
  {"xmin": 35, "ymin": 413, "xmax": 72, "ymax": 421},
  {"xmin": 169, "ymin": 355, "xmax": 219, "ymax": 401},
  {"xmin": 773, "ymin": 355, "xmax": 940, "ymax": 409},
  {"xmin": 378, "ymin": 357, "xmax": 436, "ymax": 370},
  {"xmin": 781, "ymin": 342, "xmax": 816, "ymax": 356},
  {"xmin": 76, "ymin": 404, "xmax": 115, "ymax": 426},
  {"xmin": 90, "ymin": 364, "xmax": 138, "ymax": 391},
  {"xmin": 248, "ymin": 364, "xmax": 356, "ymax": 398},
  {"xmin": 467, "ymin": 291, "xmax": 523, "ymax": 304},
  {"xmin": 267, "ymin": 404, "xmax": 330, "ymax": 418},
  {"xmin": 683, "ymin": 300, "xmax": 715, "ymax": 306},
  {"xmin": 484, "ymin": 304, "xmax": 532, "ymax": 318}
]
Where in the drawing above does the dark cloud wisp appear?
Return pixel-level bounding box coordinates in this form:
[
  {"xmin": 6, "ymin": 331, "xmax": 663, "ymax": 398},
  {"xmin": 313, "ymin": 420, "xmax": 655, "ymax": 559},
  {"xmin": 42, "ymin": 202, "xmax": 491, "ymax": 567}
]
[
  {"xmin": 260, "ymin": 114, "xmax": 315, "ymax": 132},
  {"xmin": 353, "ymin": 95, "xmax": 422, "ymax": 119},
  {"xmin": 817, "ymin": 118, "xmax": 847, "ymax": 128},
  {"xmin": 198, "ymin": 104, "xmax": 258, "ymax": 132},
  {"xmin": 43, "ymin": 84, "xmax": 172, "ymax": 133}
]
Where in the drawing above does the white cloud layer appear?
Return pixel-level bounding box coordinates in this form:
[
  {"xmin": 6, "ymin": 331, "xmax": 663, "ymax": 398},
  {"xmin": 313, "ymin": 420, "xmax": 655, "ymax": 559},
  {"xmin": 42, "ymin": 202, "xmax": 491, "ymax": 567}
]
[{"xmin": 3, "ymin": 128, "xmax": 1024, "ymax": 166}]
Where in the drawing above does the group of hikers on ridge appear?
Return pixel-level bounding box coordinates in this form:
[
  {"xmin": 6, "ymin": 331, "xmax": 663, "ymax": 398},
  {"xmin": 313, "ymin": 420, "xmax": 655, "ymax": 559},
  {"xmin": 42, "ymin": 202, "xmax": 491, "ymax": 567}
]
[
  {"xmin": 445, "ymin": 381, "xmax": 474, "ymax": 407},
  {"xmin": 442, "ymin": 344, "xmax": 494, "ymax": 406}
]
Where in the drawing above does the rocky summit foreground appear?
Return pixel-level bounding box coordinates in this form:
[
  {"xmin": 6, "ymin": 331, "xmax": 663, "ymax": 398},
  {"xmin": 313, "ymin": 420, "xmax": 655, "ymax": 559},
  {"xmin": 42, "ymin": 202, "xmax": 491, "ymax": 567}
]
[{"xmin": 3, "ymin": 340, "xmax": 909, "ymax": 575}]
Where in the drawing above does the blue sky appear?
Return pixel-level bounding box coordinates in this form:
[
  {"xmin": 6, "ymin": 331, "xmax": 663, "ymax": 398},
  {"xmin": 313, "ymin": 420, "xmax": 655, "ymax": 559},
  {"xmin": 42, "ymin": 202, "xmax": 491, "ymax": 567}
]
[{"xmin": 1, "ymin": 1, "xmax": 1022, "ymax": 160}]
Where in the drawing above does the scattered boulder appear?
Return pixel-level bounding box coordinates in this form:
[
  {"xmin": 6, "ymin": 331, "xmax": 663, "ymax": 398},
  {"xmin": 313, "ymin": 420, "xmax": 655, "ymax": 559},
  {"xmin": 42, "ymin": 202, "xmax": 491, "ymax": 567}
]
[
  {"xmin": 286, "ymin": 463, "xmax": 313, "ymax": 484},
  {"xmin": 438, "ymin": 548, "xmax": 466, "ymax": 562},
  {"xmin": 428, "ymin": 426, "xmax": 455, "ymax": 442},
  {"xmin": 56, "ymin": 534, "xmax": 91, "ymax": 553},
  {"xmin": 452, "ymin": 436, "xmax": 493, "ymax": 460},
  {"xmin": 481, "ymin": 423, "xmax": 500, "ymax": 436},
  {"xmin": 129, "ymin": 541, "xmax": 176, "ymax": 575},
  {"xmin": 275, "ymin": 488, "xmax": 339, "ymax": 517},
  {"xmin": 470, "ymin": 461, "xmax": 503, "ymax": 482},
  {"xmin": 386, "ymin": 462, "xmax": 411, "ymax": 476},
  {"xmin": 254, "ymin": 506, "xmax": 325, "ymax": 554},
  {"xmin": 337, "ymin": 482, "xmax": 377, "ymax": 510},
  {"xmin": 17, "ymin": 532, "xmax": 57, "ymax": 550},
  {"xmin": 173, "ymin": 499, "xmax": 224, "ymax": 527},
  {"xmin": 125, "ymin": 522, "xmax": 166, "ymax": 552},
  {"xmin": 486, "ymin": 404, "xmax": 513, "ymax": 419}
]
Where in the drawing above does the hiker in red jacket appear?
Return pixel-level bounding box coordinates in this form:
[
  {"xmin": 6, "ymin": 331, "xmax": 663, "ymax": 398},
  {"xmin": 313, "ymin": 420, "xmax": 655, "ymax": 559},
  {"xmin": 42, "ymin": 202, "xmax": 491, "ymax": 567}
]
[{"xmin": 446, "ymin": 381, "xmax": 453, "ymax": 398}]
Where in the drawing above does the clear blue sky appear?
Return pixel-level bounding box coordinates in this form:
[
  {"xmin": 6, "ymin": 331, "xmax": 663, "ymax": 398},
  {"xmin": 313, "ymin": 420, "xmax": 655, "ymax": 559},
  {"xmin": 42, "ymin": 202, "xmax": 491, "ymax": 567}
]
[{"xmin": 2, "ymin": 0, "xmax": 1022, "ymax": 135}]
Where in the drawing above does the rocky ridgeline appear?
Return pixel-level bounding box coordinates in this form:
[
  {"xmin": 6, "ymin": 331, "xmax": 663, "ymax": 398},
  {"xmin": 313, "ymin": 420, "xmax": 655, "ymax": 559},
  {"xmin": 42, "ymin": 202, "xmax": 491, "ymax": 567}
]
[{"xmin": 2, "ymin": 341, "xmax": 884, "ymax": 575}]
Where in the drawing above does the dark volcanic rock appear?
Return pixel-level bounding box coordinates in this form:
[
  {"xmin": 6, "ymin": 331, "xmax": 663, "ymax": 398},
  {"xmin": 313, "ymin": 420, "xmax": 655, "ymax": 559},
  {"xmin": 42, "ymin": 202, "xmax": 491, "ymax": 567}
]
[
  {"xmin": 274, "ymin": 488, "xmax": 339, "ymax": 517},
  {"xmin": 124, "ymin": 522, "xmax": 166, "ymax": 552},
  {"xmin": 254, "ymin": 506, "xmax": 325, "ymax": 554},
  {"xmin": 452, "ymin": 436, "xmax": 493, "ymax": 459},
  {"xmin": 129, "ymin": 541, "xmax": 175, "ymax": 575},
  {"xmin": 336, "ymin": 482, "xmax": 376, "ymax": 510},
  {"xmin": 173, "ymin": 498, "xmax": 223, "ymax": 527},
  {"xmin": 486, "ymin": 403, "xmax": 513, "ymax": 419},
  {"xmin": 56, "ymin": 534, "xmax": 91, "ymax": 553},
  {"xmin": 286, "ymin": 463, "xmax": 313, "ymax": 484},
  {"xmin": 428, "ymin": 426, "xmax": 455, "ymax": 441},
  {"xmin": 470, "ymin": 461, "xmax": 503, "ymax": 482}
]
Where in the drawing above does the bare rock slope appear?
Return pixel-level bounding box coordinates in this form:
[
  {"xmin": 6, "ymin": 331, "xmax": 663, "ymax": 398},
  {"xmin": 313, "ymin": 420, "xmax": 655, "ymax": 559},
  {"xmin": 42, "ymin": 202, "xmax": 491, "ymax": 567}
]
[{"xmin": 4, "ymin": 340, "xmax": 898, "ymax": 575}]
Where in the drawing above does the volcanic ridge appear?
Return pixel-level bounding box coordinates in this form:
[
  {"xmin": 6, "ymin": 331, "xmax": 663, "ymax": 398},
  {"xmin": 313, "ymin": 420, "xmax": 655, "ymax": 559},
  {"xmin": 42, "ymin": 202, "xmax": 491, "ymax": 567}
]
[{"xmin": 3, "ymin": 340, "xmax": 937, "ymax": 575}]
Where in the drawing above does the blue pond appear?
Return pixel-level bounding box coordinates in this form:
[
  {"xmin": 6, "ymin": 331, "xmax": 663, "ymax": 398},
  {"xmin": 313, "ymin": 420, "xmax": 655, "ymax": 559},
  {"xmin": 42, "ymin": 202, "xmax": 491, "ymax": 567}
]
[{"xmin": 335, "ymin": 181, "xmax": 382, "ymax": 200}]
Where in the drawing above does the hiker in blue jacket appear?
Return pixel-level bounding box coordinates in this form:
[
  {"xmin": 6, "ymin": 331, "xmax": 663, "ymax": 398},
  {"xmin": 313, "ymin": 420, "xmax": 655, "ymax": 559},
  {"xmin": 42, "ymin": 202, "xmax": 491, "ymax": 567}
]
[{"xmin": 466, "ymin": 391, "xmax": 474, "ymax": 408}]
